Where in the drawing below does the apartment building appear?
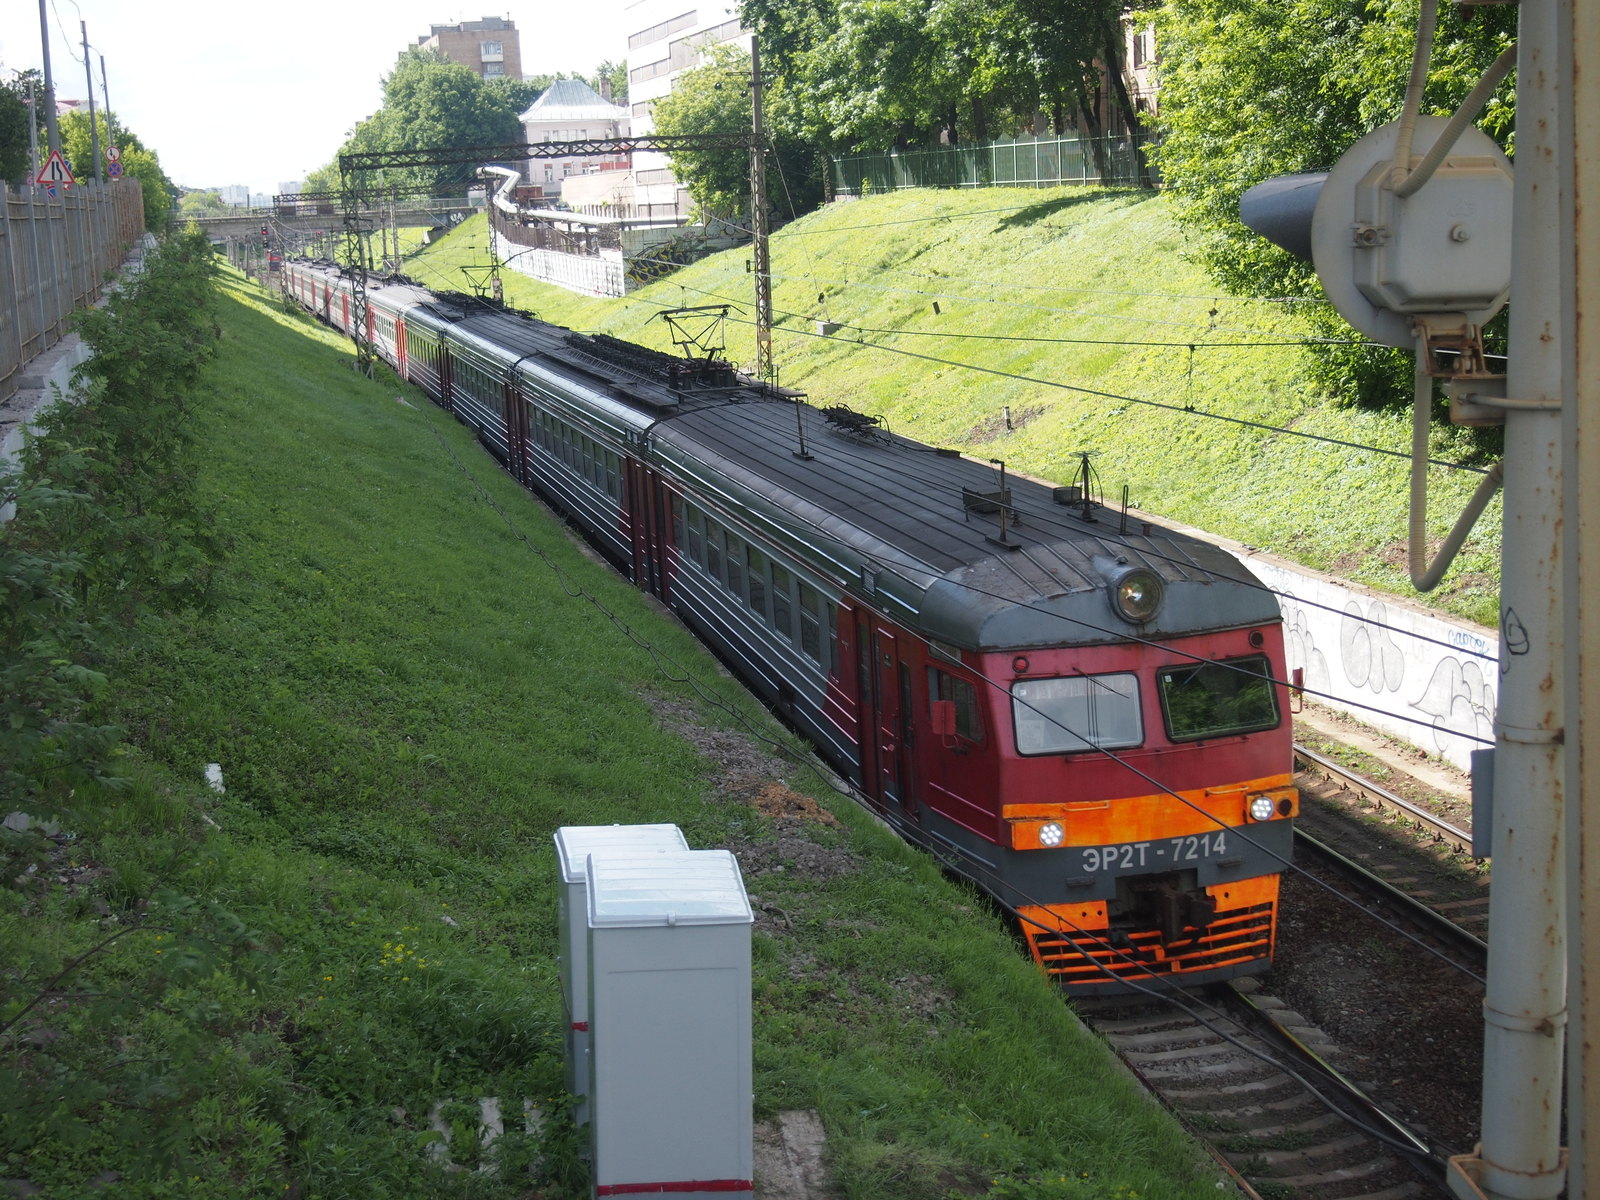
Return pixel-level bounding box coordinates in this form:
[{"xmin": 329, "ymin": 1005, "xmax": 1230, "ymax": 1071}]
[
  {"xmin": 623, "ymin": 0, "xmax": 750, "ymax": 215},
  {"xmin": 415, "ymin": 16, "xmax": 523, "ymax": 80}
]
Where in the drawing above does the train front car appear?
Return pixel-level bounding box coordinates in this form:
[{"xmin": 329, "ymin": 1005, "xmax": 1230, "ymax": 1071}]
[
  {"xmin": 648, "ymin": 399, "xmax": 1296, "ymax": 995},
  {"xmin": 916, "ymin": 504, "xmax": 1298, "ymax": 993}
]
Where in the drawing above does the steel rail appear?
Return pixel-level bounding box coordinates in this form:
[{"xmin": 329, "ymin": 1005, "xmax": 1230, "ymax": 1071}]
[
  {"xmin": 1293, "ymin": 741, "xmax": 1475, "ymax": 855},
  {"xmin": 1223, "ymin": 984, "xmax": 1444, "ymax": 1169},
  {"xmin": 1292, "ymin": 827, "xmax": 1489, "ymax": 960}
]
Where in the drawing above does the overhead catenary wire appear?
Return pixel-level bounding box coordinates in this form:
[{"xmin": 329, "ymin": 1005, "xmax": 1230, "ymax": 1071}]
[
  {"xmin": 431, "ymin": 258, "xmax": 1498, "ymax": 670},
  {"xmin": 287, "ymin": 210, "xmax": 1471, "ymax": 1006},
  {"xmin": 372, "ymin": 259, "xmax": 1498, "ymax": 672},
  {"xmin": 626, "ymin": 268, "xmax": 1499, "ymax": 476},
  {"xmin": 652, "ymin": 424, "xmax": 1495, "ymax": 746},
  {"xmin": 405, "ymin": 387, "xmax": 1468, "ymax": 1163}
]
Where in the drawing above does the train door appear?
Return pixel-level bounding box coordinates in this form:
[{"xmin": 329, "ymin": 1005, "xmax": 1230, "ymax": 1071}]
[
  {"xmin": 859, "ymin": 618, "xmax": 915, "ymax": 816},
  {"xmin": 624, "ymin": 460, "xmax": 646, "ymax": 586},
  {"xmin": 505, "ymin": 382, "xmax": 530, "ymax": 484},
  {"xmin": 623, "ymin": 461, "xmax": 669, "ymax": 596}
]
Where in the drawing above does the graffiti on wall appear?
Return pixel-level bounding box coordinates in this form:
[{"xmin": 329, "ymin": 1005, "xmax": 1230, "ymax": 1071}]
[{"xmin": 1271, "ymin": 583, "xmax": 1496, "ymax": 771}]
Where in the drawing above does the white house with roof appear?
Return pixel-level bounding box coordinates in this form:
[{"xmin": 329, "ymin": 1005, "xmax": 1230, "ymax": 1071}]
[{"xmin": 519, "ymin": 79, "xmax": 631, "ymax": 199}]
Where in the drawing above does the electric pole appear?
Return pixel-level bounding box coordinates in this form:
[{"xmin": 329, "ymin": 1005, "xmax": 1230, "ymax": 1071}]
[
  {"xmin": 81, "ymin": 22, "xmax": 101, "ymax": 184},
  {"xmin": 99, "ymin": 55, "xmax": 115, "ymax": 161},
  {"xmin": 1561, "ymin": 0, "xmax": 1598, "ymax": 1192},
  {"xmin": 37, "ymin": 0, "xmax": 59, "ymax": 156},
  {"xmin": 749, "ymin": 39, "xmax": 772, "ymax": 382},
  {"xmin": 1454, "ymin": 3, "xmax": 1568, "ymax": 1193}
]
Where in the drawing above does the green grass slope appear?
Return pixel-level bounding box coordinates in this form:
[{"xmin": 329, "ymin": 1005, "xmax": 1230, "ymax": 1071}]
[
  {"xmin": 408, "ymin": 189, "xmax": 1499, "ymax": 627},
  {"xmin": 3, "ymin": 268, "xmax": 1226, "ymax": 1198}
]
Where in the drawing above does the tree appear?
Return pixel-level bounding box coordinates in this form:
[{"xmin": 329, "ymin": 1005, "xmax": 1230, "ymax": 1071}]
[
  {"xmin": 485, "ymin": 75, "xmax": 551, "ymax": 119},
  {"xmin": 57, "ymin": 108, "xmax": 173, "ymax": 232},
  {"xmin": 121, "ymin": 148, "xmax": 174, "ymax": 233},
  {"xmin": 1150, "ymin": 0, "xmax": 1515, "ymax": 406},
  {"xmin": 649, "ymin": 44, "xmax": 824, "ymax": 221},
  {"xmin": 584, "ymin": 60, "xmax": 628, "ymax": 104},
  {"xmin": 0, "ymin": 76, "xmax": 31, "ymax": 184},
  {"xmin": 340, "ymin": 47, "xmax": 524, "ymax": 194},
  {"xmin": 739, "ymin": 0, "xmax": 1146, "ymax": 156},
  {"xmin": 178, "ymin": 190, "xmax": 228, "ymax": 215}
]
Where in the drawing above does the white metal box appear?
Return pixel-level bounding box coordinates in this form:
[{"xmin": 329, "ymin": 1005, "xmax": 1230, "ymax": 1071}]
[
  {"xmin": 586, "ymin": 849, "xmax": 754, "ymax": 1200},
  {"xmin": 553, "ymin": 823, "xmax": 688, "ymax": 1123}
]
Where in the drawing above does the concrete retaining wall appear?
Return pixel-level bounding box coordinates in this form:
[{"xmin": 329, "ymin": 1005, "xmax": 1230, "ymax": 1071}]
[{"xmin": 1245, "ymin": 552, "xmax": 1496, "ymax": 773}]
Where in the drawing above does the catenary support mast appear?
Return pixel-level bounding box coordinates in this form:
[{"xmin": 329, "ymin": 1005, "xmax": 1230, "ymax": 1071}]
[
  {"xmin": 1561, "ymin": 0, "xmax": 1597, "ymax": 1191},
  {"xmin": 1453, "ymin": 2, "xmax": 1568, "ymax": 1196},
  {"xmin": 750, "ymin": 40, "xmax": 773, "ymax": 382}
]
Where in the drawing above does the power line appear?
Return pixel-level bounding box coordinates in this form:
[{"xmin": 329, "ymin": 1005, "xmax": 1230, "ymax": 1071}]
[
  {"xmin": 410, "ymin": 244, "xmax": 1498, "ymax": 670},
  {"xmin": 630, "ymin": 267, "xmax": 1498, "ymax": 476},
  {"xmin": 404, "ymin": 374, "xmax": 1484, "ymax": 1011}
]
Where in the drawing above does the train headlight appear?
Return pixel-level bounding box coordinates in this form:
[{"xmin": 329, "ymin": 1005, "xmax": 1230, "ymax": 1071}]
[
  {"xmin": 1111, "ymin": 569, "xmax": 1163, "ymax": 623},
  {"xmin": 1039, "ymin": 821, "xmax": 1064, "ymax": 847},
  {"xmin": 1248, "ymin": 794, "xmax": 1277, "ymax": 822}
]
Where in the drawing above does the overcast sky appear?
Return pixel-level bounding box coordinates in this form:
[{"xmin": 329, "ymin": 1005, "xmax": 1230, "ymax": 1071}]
[{"xmin": 0, "ymin": 0, "xmax": 627, "ymax": 196}]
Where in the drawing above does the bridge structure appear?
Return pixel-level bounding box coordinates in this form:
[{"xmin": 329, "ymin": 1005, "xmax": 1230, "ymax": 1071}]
[
  {"xmin": 188, "ymin": 199, "xmax": 469, "ymax": 242},
  {"xmin": 336, "ymin": 125, "xmax": 768, "ymax": 378}
]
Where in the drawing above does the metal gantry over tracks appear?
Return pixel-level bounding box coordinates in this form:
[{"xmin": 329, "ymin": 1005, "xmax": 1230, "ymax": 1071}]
[{"xmin": 335, "ymin": 104, "xmax": 772, "ymax": 379}]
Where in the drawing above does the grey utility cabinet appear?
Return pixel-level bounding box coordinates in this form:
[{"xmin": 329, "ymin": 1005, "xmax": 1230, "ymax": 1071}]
[
  {"xmin": 553, "ymin": 823, "xmax": 688, "ymax": 1125},
  {"xmin": 586, "ymin": 849, "xmax": 754, "ymax": 1200}
]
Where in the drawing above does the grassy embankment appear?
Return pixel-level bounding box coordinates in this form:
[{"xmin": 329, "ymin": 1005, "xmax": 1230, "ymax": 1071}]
[
  {"xmin": 407, "ymin": 188, "xmax": 1500, "ymax": 627},
  {"xmin": 2, "ymin": 264, "xmax": 1224, "ymax": 1198}
]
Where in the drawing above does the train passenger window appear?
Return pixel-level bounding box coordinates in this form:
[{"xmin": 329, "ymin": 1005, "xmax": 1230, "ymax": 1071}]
[
  {"xmin": 827, "ymin": 606, "xmax": 840, "ymax": 677},
  {"xmin": 706, "ymin": 520, "xmax": 723, "ymax": 580},
  {"xmin": 671, "ymin": 496, "xmax": 685, "ymax": 547},
  {"xmin": 1012, "ymin": 673, "xmax": 1142, "ymax": 755},
  {"xmin": 606, "ymin": 451, "xmax": 620, "ymax": 499},
  {"xmin": 687, "ymin": 509, "xmax": 705, "ymax": 565},
  {"xmin": 726, "ymin": 535, "xmax": 745, "ymax": 598},
  {"xmin": 1158, "ymin": 654, "xmax": 1279, "ymax": 742},
  {"xmin": 770, "ymin": 563, "xmax": 793, "ymax": 639},
  {"xmin": 798, "ymin": 581, "xmax": 822, "ymax": 663},
  {"xmin": 932, "ymin": 670, "xmax": 984, "ymax": 741},
  {"xmin": 745, "ymin": 547, "xmax": 768, "ymax": 617}
]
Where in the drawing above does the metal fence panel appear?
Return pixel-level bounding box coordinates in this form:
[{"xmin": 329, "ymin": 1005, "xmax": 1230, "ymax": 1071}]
[{"xmin": 830, "ymin": 132, "xmax": 1157, "ymax": 196}]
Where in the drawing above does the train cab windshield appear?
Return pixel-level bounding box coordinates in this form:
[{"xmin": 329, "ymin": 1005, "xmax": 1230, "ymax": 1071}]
[
  {"xmin": 1012, "ymin": 673, "xmax": 1142, "ymax": 754},
  {"xmin": 1157, "ymin": 654, "xmax": 1280, "ymax": 742}
]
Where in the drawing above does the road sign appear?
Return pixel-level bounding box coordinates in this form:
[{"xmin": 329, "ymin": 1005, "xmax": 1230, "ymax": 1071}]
[
  {"xmin": 107, "ymin": 161, "xmax": 122, "ymax": 180},
  {"xmin": 36, "ymin": 149, "xmax": 74, "ymax": 192},
  {"xmin": 106, "ymin": 145, "xmax": 120, "ymax": 162}
]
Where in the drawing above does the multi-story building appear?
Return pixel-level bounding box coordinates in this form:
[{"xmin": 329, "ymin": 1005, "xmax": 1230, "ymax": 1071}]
[
  {"xmin": 622, "ymin": 1, "xmax": 751, "ymax": 216},
  {"xmin": 519, "ymin": 79, "xmax": 631, "ymax": 199},
  {"xmin": 414, "ymin": 16, "xmax": 522, "ymax": 80}
]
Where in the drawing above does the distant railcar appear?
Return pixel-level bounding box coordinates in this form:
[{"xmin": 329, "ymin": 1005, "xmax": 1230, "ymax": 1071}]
[{"xmin": 280, "ymin": 258, "xmax": 1298, "ymax": 994}]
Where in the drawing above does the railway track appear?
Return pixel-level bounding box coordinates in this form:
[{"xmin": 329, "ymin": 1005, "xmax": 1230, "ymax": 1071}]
[
  {"xmin": 1293, "ymin": 743, "xmax": 1475, "ymax": 856},
  {"xmin": 1076, "ymin": 745, "xmax": 1490, "ymax": 1195},
  {"xmin": 1291, "ymin": 742, "xmax": 1489, "ymax": 952},
  {"xmin": 1080, "ymin": 984, "xmax": 1443, "ymax": 1199}
]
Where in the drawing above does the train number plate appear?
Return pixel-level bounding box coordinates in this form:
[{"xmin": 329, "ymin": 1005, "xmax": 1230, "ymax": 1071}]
[{"xmin": 1079, "ymin": 831, "xmax": 1229, "ymax": 874}]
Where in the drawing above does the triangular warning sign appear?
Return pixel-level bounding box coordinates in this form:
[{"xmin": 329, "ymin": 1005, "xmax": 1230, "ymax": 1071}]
[{"xmin": 37, "ymin": 149, "xmax": 75, "ymax": 189}]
